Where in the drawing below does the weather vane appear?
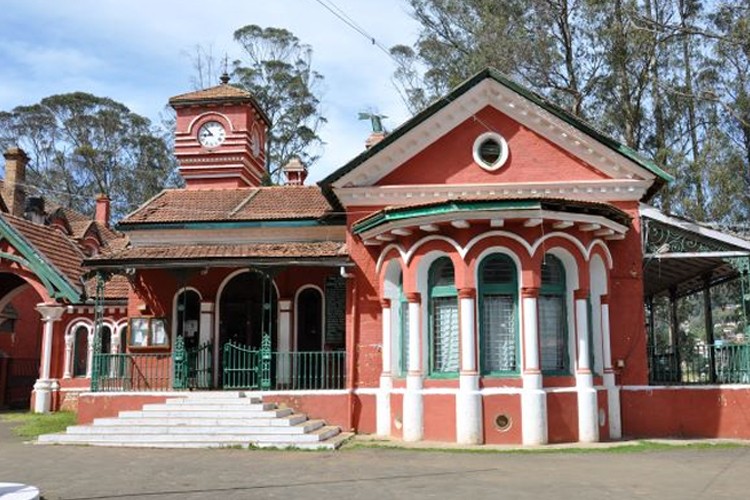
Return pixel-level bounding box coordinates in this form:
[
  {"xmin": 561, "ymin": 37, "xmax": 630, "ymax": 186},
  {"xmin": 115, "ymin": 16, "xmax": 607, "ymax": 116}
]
[
  {"xmin": 220, "ymin": 54, "xmax": 230, "ymax": 84},
  {"xmin": 358, "ymin": 111, "xmax": 388, "ymax": 133}
]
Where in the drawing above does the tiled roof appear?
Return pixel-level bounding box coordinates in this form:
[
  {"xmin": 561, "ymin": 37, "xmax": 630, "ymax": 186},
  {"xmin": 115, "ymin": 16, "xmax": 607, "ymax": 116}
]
[
  {"xmin": 84, "ymin": 274, "xmax": 131, "ymax": 300},
  {"xmin": 169, "ymin": 83, "xmax": 254, "ymax": 104},
  {"xmin": 120, "ymin": 186, "xmax": 335, "ymax": 225},
  {"xmin": 2, "ymin": 213, "xmax": 84, "ymax": 285},
  {"xmin": 89, "ymin": 241, "xmax": 348, "ymax": 265}
]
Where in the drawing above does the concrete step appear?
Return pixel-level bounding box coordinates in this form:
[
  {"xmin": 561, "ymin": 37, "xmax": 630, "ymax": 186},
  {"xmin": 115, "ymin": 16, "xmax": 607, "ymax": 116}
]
[
  {"xmin": 141, "ymin": 402, "xmax": 277, "ymax": 412},
  {"xmin": 164, "ymin": 397, "xmax": 263, "ymax": 406},
  {"xmin": 92, "ymin": 413, "xmax": 309, "ymax": 428},
  {"xmin": 39, "ymin": 425, "xmax": 340, "ymax": 444},
  {"xmin": 65, "ymin": 420, "xmax": 325, "ymax": 435},
  {"xmin": 117, "ymin": 408, "xmax": 294, "ymax": 419}
]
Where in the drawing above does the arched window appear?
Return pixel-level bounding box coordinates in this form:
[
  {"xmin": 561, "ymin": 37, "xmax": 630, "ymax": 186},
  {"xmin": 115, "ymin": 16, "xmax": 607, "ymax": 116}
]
[
  {"xmin": 398, "ymin": 273, "xmax": 409, "ymax": 376},
  {"xmin": 175, "ymin": 289, "xmax": 201, "ymax": 349},
  {"xmin": 429, "ymin": 257, "xmax": 459, "ymax": 376},
  {"xmin": 296, "ymin": 287, "xmax": 323, "ymax": 351},
  {"xmin": 479, "ymin": 254, "xmax": 518, "ymax": 374},
  {"xmin": 539, "ymin": 255, "xmax": 568, "ymax": 373},
  {"xmin": 73, "ymin": 324, "xmax": 89, "ymax": 377},
  {"xmin": 100, "ymin": 324, "xmax": 112, "ymax": 354}
]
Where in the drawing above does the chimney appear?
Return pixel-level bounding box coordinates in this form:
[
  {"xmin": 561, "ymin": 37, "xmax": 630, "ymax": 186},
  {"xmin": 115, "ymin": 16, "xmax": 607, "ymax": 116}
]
[
  {"xmin": 282, "ymin": 157, "xmax": 308, "ymax": 186},
  {"xmin": 23, "ymin": 197, "xmax": 45, "ymax": 225},
  {"xmin": 95, "ymin": 194, "xmax": 111, "ymax": 228},
  {"xmin": 3, "ymin": 147, "xmax": 28, "ymax": 217},
  {"xmin": 365, "ymin": 131, "xmax": 386, "ymax": 149}
]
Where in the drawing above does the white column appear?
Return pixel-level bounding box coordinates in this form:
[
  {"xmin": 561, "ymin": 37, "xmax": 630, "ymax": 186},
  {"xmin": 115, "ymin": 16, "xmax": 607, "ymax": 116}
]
[
  {"xmin": 521, "ymin": 288, "xmax": 547, "ymax": 445},
  {"xmin": 600, "ymin": 297, "xmax": 621, "ymax": 439},
  {"xmin": 575, "ymin": 290, "xmax": 599, "ymax": 443},
  {"xmin": 403, "ymin": 293, "xmax": 423, "ymax": 442},
  {"xmin": 456, "ymin": 288, "xmax": 482, "ymax": 444},
  {"xmin": 85, "ymin": 329, "xmax": 95, "ymax": 379},
  {"xmin": 33, "ymin": 304, "xmax": 64, "ymax": 413},
  {"xmin": 63, "ymin": 331, "xmax": 73, "ymax": 379},
  {"xmin": 277, "ymin": 299, "xmax": 292, "ymax": 385},
  {"xmin": 199, "ymin": 301, "xmax": 214, "ymax": 346},
  {"xmin": 377, "ymin": 299, "xmax": 393, "ymax": 437}
]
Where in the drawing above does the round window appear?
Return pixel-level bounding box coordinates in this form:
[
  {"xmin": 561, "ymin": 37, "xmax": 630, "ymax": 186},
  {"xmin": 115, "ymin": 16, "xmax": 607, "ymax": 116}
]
[
  {"xmin": 473, "ymin": 132, "xmax": 509, "ymax": 171},
  {"xmin": 494, "ymin": 413, "xmax": 512, "ymax": 432}
]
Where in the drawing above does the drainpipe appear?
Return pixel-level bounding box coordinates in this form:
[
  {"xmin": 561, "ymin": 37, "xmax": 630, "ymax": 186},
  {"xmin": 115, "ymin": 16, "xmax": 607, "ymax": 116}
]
[{"xmin": 340, "ymin": 266, "xmax": 356, "ymax": 431}]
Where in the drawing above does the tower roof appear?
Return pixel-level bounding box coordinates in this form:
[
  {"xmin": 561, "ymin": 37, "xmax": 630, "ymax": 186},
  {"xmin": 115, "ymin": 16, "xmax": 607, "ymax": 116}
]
[{"xmin": 169, "ymin": 83, "xmax": 271, "ymax": 126}]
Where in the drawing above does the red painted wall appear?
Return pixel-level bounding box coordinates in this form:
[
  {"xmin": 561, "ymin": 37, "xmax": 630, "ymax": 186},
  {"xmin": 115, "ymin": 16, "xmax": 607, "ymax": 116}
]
[
  {"xmin": 482, "ymin": 394, "xmax": 522, "ymax": 444},
  {"xmin": 622, "ymin": 388, "xmax": 750, "ymax": 439},
  {"xmin": 546, "ymin": 392, "xmax": 579, "ymax": 443},
  {"xmin": 77, "ymin": 394, "xmax": 170, "ymax": 424}
]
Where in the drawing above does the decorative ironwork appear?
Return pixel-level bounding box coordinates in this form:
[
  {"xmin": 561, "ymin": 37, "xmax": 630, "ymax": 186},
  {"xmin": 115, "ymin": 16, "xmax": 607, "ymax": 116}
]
[
  {"xmin": 644, "ymin": 219, "xmax": 735, "ymax": 255},
  {"xmin": 649, "ymin": 342, "xmax": 750, "ymax": 385},
  {"xmin": 90, "ymin": 272, "xmax": 106, "ymax": 392},
  {"xmin": 172, "ymin": 335, "xmax": 187, "ymax": 389},
  {"xmin": 260, "ymin": 334, "xmax": 272, "ymax": 390}
]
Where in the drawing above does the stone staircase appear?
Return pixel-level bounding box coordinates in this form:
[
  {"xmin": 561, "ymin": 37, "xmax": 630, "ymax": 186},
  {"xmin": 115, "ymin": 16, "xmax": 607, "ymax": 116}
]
[{"xmin": 38, "ymin": 392, "xmax": 351, "ymax": 450}]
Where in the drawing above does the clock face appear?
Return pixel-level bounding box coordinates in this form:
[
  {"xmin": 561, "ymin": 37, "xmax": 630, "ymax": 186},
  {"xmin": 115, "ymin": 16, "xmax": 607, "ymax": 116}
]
[{"xmin": 198, "ymin": 121, "xmax": 226, "ymax": 148}]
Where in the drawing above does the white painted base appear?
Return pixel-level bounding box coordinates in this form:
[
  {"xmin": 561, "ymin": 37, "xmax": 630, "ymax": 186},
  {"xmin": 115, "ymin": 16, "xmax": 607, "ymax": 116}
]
[
  {"xmin": 456, "ymin": 375, "xmax": 482, "ymax": 444},
  {"xmin": 32, "ymin": 379, "xmax": 53, "ymax": 414},
  {"xmin": 403, "ymin": 375, "xmax": 423, "ymax": 442},
  {"xmin": 607, "ymin": 385, "xmax": 622, "ymax": 440},
  {"xmin": 376, "ymin": 375, "xmax": 392, "ymax": 437},
  {"xmin": 521, "ymin": 375, "xmax": 547, "ymax": 446},
  {"xmin": 577, "ymin": 386, "xmax": 599, "ymax": 443}
]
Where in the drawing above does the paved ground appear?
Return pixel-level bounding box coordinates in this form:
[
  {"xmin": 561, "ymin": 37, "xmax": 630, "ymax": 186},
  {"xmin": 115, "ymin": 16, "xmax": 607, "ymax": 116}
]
[{"xmin": 2, "ymin": 419, "xmax": 750, "ymax": 499}]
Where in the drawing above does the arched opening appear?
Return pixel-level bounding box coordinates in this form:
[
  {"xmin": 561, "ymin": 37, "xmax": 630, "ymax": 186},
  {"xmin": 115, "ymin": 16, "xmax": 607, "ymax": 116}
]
[
  {"xmin": 428, "ymin": 257, "xmax": 459, "ymax": 376},
  {"xmin": 175, "ymin": 289, "xmax": 201, "ymax": 350},
  {"xmin": 0, "ymin": 273, "xmax": 45, "ymax": 408},
  {"xmin": 73, "ymin": 324, "xmax": 90, "ymax": 378},
  {"xmin": 539, "ymin": 254, "xmax": 569, "ymax": 374},
  {"xmin": 478, "ymin": 253, "xmax": 519, "ymax": 375},
  {"xmin": 219, "ymin": 270, "xmax": 278, "ymax": 351},
  {"xmin": 296, "ymin": 287, "xmax": 323, "ymax": 352}
]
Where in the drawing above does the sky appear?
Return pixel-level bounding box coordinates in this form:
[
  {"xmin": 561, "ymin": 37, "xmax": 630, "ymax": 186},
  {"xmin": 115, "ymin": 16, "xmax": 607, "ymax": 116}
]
[{"xmin": 0, "ymin": 0, "xmax": 421, "ymax": 183}]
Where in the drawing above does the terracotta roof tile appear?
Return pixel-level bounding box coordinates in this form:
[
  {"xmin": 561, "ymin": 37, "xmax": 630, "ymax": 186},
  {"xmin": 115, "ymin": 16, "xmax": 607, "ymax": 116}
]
[
  {"xmin": 2, "ymin": 213, "xmax": 84, "ymax": 285},
  {"xmin": 84, "ymin": 274, "xmax": 131, "ymax": 300},
  {"xmin": 89, "ymin": 241, "xmax": 348, "ymax": 264},
  {"xmin": 120, "ymin": 186, "xmax": 335, "ymax": 225},
  {"xmin": 169, "ymin": 84, "xmax": 254, "ymax": 104}
]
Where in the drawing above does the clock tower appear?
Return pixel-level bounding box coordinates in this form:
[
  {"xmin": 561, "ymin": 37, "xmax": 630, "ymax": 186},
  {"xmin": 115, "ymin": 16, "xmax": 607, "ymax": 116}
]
[{"xmin": 169, "ymin": 75, "xmax": 271, "ymax": 189}]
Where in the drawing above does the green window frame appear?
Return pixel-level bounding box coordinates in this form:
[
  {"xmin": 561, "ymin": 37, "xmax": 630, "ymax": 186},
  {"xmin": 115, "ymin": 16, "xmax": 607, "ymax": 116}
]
[
  {"xmin": 539, "ymin": 255, "xmax": 569, "ymax": 374},
  {"xmin": 429, "ymin": 257, "xmax": 459, "ymax": 378},
  {"xmin": 398, "ymin": 275, "xmax": 410, "ymax": 377},
  {"xmin": 478, "ymin": 254, "xmax": 519, "ymax": 376}
]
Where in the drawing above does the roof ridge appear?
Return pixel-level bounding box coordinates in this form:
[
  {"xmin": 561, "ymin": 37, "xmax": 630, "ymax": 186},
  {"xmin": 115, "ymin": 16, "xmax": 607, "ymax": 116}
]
[{"xmin": 229, "ymin": 188, "xmax": 260, "ymax": 216}]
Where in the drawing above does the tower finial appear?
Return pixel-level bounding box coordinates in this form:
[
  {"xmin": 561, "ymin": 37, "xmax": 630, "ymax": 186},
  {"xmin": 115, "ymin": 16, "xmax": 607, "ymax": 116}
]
[{"xmin": 220, "ymin": 54, "xmax": 230, "ymax": 84}]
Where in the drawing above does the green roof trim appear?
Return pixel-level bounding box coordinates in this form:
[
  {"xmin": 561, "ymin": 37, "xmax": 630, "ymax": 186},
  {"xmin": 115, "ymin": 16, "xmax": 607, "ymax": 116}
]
[
  {"xmin": 352, "ymin": 198, "xmax": 631, "ymax": 236},
  {"xmin": 320, "ymin": 68, "xmax": 673, "ymax": 202},
  {"xmin": 0, "ymin": 216, "xmax": 81, "ymax": 302}
]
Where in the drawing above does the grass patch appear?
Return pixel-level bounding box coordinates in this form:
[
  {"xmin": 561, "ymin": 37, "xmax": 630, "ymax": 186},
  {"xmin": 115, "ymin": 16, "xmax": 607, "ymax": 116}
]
[
  {"xmin": 0, "ymin": 411, "xmax": 76, "ymax": 439},
  {"xmin": 342, "ymin": 439, "xmax": 747, "ymax": 455}
]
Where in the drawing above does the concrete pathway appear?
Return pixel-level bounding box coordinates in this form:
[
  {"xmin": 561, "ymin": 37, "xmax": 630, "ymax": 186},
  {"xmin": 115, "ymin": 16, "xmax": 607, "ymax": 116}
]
[{"xmin": 2, "ymin": 418, "xmax": 750, "ymax": 499}]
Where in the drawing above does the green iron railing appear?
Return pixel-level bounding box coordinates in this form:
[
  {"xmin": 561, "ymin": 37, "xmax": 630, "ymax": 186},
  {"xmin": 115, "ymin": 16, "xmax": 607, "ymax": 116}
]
[
  {"xmin": 222, "ymin": 340, "xmax": 346, "ymax": 390},
  {"xmin": 173, "ymin": 337, "xmax": 213, "ymax": 390},
  {"xmin": 649, "ymin": 342, "xmax": 750, "ymax": 385},
  {"xmin": 92, "ymin": 352, "xmax": 172, "ymax": 392}
]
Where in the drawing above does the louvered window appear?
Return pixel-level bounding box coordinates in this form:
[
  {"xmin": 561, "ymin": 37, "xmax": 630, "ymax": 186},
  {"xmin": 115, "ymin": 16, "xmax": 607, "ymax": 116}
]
[
  {"xmin": 539, "ymin": 255, "xmax": 568, "ymax": 373},
  {"xmin": 479, "ymin": 254, "xmax": 518, "ymax": 374},
  {"xmin": 429, "ymin": 257, "xmax": 459, "ymax": 376}
]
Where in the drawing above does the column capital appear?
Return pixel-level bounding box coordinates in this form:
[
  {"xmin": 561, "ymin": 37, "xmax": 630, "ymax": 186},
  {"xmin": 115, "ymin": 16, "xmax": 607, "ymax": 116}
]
[
  {"xmin": 278, "ymin": 299, "xmax": 293, "ymax": 312},
  {"xmin": 600, "ymin": 294, "xmax": 609, "ymax": 305},
  {"xmin": 574, "ymin": 288, "xmax": 590, "ymax": 301},
  {"xmin": 405, "ymin": 292, "xmax": 421, "ymax": 304},
  {"xmin": 457, "ymin": 287, "xmax": 476, "ymax": 299},
  {"xmin": 380, "ymin": 298, "xmax": 392, "ymax": 309},
  {"xmin": 521, "ymin": 287, "xmax": 539, "ymax": 299},
  {"xmin": 36, "ymin": 303, "xmax": 64, "ymax": 322}
]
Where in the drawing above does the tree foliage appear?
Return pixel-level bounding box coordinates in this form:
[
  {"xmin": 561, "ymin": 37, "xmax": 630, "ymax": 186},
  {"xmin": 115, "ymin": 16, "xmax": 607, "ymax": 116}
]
[
  {"xmin": 231, "ymin": 25, "xmax": 326, "ymax": 184},
  {"xmin": 0, "ymin": 92, "xmax": 178, "ymax": 219},
  {"xmin": 393, "ymin": 0, "xmax": 750, "ymax": 225}
]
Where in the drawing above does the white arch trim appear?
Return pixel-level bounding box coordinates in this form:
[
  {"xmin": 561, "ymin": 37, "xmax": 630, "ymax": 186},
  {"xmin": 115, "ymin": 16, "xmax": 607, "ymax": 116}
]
[
  {"xmin": 404, "ymin": 235, "xmax": 462, "ymax": 266},
  {"xmin": 463, "ymin": 230, "xmax": 534, "ymax": 259},
  {"xmin": 587, "ymin": 240, "xmax": 614, "ymax": 269},
  {"xmin": 186, "ymin": 111, "xmax": 236, "ymax": 134},
  {"xmin": 171, "ymin": 286, "xmax": 203, "ymax": 339},
  {"xmin": 293, "ymin": 284, "xmax": 326, "ymax": 351},
  {"xmin": 375, "ymin": 243, "xmax": 407, "ymax": 275}
]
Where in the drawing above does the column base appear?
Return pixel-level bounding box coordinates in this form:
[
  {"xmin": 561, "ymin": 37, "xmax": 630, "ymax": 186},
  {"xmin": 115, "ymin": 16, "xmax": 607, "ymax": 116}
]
[
  {"xmin": 577, "ymin": 386, "xmax": 599, "ymax": 443},
  {"xmin": 456, "ymin": 374, "xmax": 482, "ymax": 445},
  {"xmin": 376, "ymin": 375, "xmax": 392, "ymax": 437},
  {"xmin": 403, "ymin": 374, "xmax": 423, "ymax": 442},
  {"xmin": 32, "ymin": 379, "xmax": 54, "ymax": 414},
  {"xmin": 603, "ymin": 374, "xmax": 622, "ymax": 439}
]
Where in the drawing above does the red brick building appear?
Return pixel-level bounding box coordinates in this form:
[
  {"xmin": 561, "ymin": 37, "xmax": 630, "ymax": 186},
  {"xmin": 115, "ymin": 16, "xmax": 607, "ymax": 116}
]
[{"xmin": 5, "ymin": 68, "xmax": 750, "ymax": 446}]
